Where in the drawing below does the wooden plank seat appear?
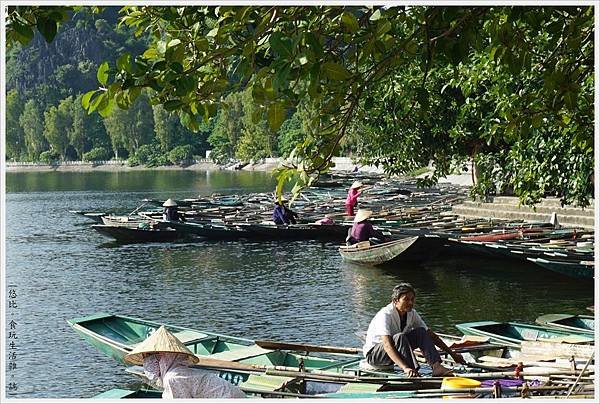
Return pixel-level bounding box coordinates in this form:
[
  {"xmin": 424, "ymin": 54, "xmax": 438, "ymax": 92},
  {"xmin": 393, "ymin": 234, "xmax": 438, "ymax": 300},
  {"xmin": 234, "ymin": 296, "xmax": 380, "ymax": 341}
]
[
  {"xmin": 207, "ymin": 344, "xmax": 272, "ymax": 361},
  {"xmin": 238, "ymin": 374, "xmax": 296, "ymax": 391}
]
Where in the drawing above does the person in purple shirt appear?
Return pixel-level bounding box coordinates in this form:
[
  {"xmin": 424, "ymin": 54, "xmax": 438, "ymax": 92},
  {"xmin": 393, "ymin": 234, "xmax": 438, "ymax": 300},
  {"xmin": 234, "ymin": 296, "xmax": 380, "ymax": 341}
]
[
  {"xmin": 273, "ymin": 198, "xmax": 298, "ymax": 225},
  {"xmin": 346, "ymin": 209, "xmax": 387, "ymax": 245}
]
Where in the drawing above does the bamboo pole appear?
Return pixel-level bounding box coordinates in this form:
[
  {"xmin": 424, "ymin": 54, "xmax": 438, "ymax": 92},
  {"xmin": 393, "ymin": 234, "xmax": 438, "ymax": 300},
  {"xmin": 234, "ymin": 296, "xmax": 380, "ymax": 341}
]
[{"xmin": 566, "ymin": 351, "xmax": 594, "ymax": 397}]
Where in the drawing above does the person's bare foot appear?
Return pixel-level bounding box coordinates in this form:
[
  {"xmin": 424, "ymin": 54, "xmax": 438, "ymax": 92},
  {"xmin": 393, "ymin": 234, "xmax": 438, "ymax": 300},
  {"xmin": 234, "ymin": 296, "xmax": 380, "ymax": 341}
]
[{"xmin": 431, "ymin": 362, "xmax": 454, "ymax": 377}]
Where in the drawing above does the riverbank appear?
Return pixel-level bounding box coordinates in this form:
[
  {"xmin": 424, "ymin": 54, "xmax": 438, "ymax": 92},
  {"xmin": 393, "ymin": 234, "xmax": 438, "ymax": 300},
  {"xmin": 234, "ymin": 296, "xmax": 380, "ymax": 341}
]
[
  {"xmin": 4, "ymin": 160, "xmax": 218, "ymax": 173},
  {"xmin": 4, "ymin": 157, "xmax": 387, "ymax": 175}
]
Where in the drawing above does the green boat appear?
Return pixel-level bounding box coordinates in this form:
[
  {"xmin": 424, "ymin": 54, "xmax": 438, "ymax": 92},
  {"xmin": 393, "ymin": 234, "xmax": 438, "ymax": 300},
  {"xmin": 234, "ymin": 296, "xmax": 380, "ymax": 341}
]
[
  {"xmin": 93, "ymin": 388, "xmax": 162, "ymax": 399},
  {"xmin": 535, "ymin": 314, "xmax": 594, "ymax": 336},
  {"xmin": 456, "ymin": 320, "xmax": 595, "ymax": 348},
  {"xmin": 67, "ymin": 312, "xmax": 363, "ymax": 373}
]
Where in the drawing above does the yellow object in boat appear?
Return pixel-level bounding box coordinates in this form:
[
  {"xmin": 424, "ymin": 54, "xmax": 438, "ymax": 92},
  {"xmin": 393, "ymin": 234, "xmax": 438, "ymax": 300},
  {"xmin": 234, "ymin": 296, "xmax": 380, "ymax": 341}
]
[
  {"xmin": 442, "ymin": 377, "xmax": 481, "ymax": 389},
  {"xmin": 442, "ymin": 377, "xmax": 481, "ymax": 399}
]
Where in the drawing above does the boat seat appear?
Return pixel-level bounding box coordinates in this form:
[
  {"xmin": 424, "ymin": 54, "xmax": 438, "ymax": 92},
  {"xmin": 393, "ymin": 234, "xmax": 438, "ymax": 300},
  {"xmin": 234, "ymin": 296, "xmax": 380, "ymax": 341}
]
[
  {"xmin": 208, "ymin": 344, "xmax": 272, "ymax": 361},
  {"xmin": 338, "ymin": 382, "xmax": 384, "ymax": 393},
  {"xmin": 238, "ymin": 374, "xmax": 295, "ymax": 391},
  {"xmin": 129, "ymin": 329, "xmax": 208, "ymax": 348},
  {"xmin": 172, "ymin": 330, "xmax": 209, "ymax": 344}
]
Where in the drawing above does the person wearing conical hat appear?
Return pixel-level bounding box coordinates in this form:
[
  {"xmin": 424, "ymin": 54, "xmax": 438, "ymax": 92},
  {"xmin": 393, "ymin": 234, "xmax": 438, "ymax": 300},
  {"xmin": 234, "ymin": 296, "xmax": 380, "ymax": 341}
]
[
  {"xmin": 162, "ymin": 198, "xmax": 184, "ymax": 222},
  {"xmin": 346, "ymin": 209, "xmax": 388, "ymax": 246},
  {"xmin": 124, "ymin": 326, "xmax": 245, "ymax": 399},
  {"xmin": 345, "ymin": 180, "xmax": 364, "ymax": 216}
]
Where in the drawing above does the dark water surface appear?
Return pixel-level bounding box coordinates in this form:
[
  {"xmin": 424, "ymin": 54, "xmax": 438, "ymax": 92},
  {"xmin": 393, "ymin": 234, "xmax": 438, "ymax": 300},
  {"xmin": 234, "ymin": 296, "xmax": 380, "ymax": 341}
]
[{"xmin": 4, "ymin": 170, "xmax": 594, "ymax": 398}]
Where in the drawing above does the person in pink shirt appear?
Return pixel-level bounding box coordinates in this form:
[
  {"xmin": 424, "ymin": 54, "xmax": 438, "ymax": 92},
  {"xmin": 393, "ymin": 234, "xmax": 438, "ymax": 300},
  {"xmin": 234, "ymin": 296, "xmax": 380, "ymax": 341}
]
[{"xmin": 345, "ymin": 181, "xmax": 364, "ymax": 216}]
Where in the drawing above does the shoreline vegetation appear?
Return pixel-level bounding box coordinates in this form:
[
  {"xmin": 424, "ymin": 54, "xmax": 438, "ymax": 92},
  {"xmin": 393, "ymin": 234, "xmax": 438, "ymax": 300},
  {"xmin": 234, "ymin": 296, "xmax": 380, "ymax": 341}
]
[{"xmin": 3, "ymin": 157, "xmax": 385, "ymax": 175}]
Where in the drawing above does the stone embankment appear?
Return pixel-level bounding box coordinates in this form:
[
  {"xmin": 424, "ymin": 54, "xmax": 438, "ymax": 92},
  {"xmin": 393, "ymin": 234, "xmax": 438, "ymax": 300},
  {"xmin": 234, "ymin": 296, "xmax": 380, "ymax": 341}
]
[{"xmin": 451, "ymin": 196, "xmax": 595, "ymax": 230}]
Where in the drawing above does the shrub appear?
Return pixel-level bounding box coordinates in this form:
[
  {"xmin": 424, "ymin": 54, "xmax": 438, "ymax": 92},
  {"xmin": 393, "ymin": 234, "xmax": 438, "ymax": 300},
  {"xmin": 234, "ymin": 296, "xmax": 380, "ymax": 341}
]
[
  {"xmin": 128, "ymin": 144, "xmax": 170, "ymax": 167},
  {"xmin": 39, "ymin": 150, "xmax": 60, "ymax": 164},
  {"xmin": 82, "ymin": 147, "xmax": 110, "ymax": 162},
  {"xmin": 168, "ymin": 145, "xmax": 194, "ymax": 165}
]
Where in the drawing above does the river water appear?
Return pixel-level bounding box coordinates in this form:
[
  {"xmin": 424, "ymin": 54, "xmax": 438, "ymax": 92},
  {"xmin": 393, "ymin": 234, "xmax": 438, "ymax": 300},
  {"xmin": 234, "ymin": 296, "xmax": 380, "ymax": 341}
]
[{"xmin": 3, "ymin": 170, "xmax": 594, "ymax": 398}]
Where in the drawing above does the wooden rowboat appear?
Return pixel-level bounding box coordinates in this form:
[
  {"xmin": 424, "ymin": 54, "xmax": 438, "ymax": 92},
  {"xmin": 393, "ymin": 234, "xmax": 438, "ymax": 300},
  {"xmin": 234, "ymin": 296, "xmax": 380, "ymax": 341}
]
[
  {"xmin": 526, "ymin": 257, "xmax": 594, "ymax": 279},
  {"xmin": 91, "ymin": 224, "xmax": 184, "ymax": 243},
  {"xmin": 67, "ymin": 312, "xmax": 365, "ymax": 387},
  {"xmin": 456, "ymin": 320, "xmax": 595, "ymax": 348},
  {"xmin": 534, "ymin": 314, "xmax": 594, "ymax": 335},
  {"xmin": 338, "ymin": 236, "xmax": 423, "ymax": 265}
]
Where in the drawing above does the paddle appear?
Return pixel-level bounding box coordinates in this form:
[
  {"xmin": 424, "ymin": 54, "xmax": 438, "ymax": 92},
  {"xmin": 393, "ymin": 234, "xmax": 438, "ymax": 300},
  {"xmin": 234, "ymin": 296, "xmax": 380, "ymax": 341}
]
[{"xmin": 254, "ymin": 340, "xmax": 361, "ymax": 355}]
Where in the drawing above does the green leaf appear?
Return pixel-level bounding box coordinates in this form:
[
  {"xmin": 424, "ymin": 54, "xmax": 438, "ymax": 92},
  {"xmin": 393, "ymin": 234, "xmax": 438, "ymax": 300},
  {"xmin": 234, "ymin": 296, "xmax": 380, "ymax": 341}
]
[
  {"xmin": 370, "ymin": 9, "xmax": 382, "ymax": 21},
  {"xmin": 321, "ymin": 62, "xmax": 352, "ymax": 80},
  {"xmin": 167, "ymin": 39, "xmax": 181, "ymax": 48},
  {"xmin": 207, "ymin": 27, "xmax": 219, "ymax": 38},
  {"xmin": 164, "ymin": 99, "xmax": 184, "ymax": 111},
  {"xmin": 81, "ymin": 90, "xmax": 96, "ymax": 110},
  {"xmin": 97, "ymin": 61, "xmax": 109, "ymax": 86},
  {"xmin": 89, "ymin": 92, "xmax": 107, "ymax": 113},
  {"xmin": 376, "ymin": 20, "xmax": 391, "ymax": 38},
  {"xmin": 157, "ymin": 40, "xmax": 167, "ymax": 54},
  {"xmin": 12, "ymin": 20, "xmax": 34, "ymax": 45},
  {"xmin": 341, "ymin": 12, "xmax": 359, "ymax": 33},
  {"xmin": 98, "ymin": 97, "xmax": 115, "ymax": 118},
  {"xmin": 36, "ymin": 17, "xmax": 58, "ymax": 43},
  {"xmin": 143, "ymin": 48, "xmax": 158, "ymax": 59},
  {"xmin": 116, "ymin": 53, "xmax": 131, "ymax": 73},
  {"xmin": 267, "ymin": 101, "xmax": 286, "ymax": 132},
  {"xmin": 270, "ymin": 32, "xmax": 293, "ymax": 59}
]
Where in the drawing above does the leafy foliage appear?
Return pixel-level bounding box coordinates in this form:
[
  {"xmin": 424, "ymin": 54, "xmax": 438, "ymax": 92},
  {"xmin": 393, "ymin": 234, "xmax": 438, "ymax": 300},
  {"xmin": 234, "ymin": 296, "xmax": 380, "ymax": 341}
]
[
  {"xmin": 168, "ymin": 145, "xmax": 194, "ymax": 165},
  {"xmin": 82, "ymin": 147, "xmax": 111, "ymax": 162},
  {"xmin": 6, "ymin": 5, "xmax": 595, "ymax": 206}
]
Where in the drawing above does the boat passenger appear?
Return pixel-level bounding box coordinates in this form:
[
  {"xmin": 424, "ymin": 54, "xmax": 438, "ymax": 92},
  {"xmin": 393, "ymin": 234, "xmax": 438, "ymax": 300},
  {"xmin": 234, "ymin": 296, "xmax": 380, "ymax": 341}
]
[
  {"xmin": 273, "ymin": 198, "xmax": 298, "ymax": 225},
  {"xmin": 363, "ymin": 283, "xmax": 466, "ymax": 377},
  {"xmin": 316, "ymin": 214, "xmax": 334, "ymax": 225},
  {"xmin": 162, "ymin": 198, "xmax": 184, "ymax": 222},
  {"xmin": 124, "ymin": 326, "xmax": 245, "ymax": 399},
  {"xmin": 346, "ymin": 209, "xmax": 387, "ymax": 245},
  {"xmin": 345, "ymin": 180, "xmax": 364, "ymax": 216}
]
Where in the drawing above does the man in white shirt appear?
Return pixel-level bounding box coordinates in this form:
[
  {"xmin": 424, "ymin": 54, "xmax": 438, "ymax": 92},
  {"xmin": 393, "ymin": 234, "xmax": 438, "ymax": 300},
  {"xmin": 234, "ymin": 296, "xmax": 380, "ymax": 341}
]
[{"xmin": 363, "ymin": 282, "xmax": 466, "ymax": 377}]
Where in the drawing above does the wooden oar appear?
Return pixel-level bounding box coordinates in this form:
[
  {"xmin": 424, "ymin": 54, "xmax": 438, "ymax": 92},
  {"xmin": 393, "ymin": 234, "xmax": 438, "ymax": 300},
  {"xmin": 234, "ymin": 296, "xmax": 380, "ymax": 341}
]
[{"xmin": 255, "ymin": 340, "xmax": 361, "ymax": 355}]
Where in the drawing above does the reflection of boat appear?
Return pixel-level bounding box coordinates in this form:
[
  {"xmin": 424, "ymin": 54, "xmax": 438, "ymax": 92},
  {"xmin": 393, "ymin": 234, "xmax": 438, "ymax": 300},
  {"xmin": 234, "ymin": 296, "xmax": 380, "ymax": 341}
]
[
  {"xmin": 91, "ymin": 224, "xmax": 183, "ymax": 243},
  {"xmin": 242, "ymin": 223, "xmax": 349, "ymax": 241},
  {"xmin": 338, "ymin": 236, "xmax": 423, "ymax": 265},
  {"xmin": 456, "ymin": 320, "xmax": 595, "ymax": 348},
  {"xmin": 535, "ymin": 314, "xmax": 594, "ymax": 335},
  {"xmin": 526, "ymin": 257, "xmax": 594, "ymax": 279}
]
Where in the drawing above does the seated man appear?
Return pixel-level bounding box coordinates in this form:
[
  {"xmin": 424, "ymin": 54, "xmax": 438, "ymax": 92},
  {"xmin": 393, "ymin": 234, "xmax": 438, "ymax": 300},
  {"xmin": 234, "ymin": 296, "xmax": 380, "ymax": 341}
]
[
  {"xmin": 124, "ymin": 326, "xmax": 245, "ymax": 398},
  {"xmin": 346, "ymin": 209, "xmax": 386, "ymax": 245},
  {"xmin": 363, "ymin": 283, "xmax": 466, "ymax": 377}
]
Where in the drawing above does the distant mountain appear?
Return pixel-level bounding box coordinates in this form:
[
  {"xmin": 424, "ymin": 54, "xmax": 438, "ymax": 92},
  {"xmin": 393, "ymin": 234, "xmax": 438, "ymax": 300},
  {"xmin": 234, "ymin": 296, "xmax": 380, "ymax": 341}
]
[{"xmin": 6, "ymin": 7, "xmax": 148, "ymax": 101}]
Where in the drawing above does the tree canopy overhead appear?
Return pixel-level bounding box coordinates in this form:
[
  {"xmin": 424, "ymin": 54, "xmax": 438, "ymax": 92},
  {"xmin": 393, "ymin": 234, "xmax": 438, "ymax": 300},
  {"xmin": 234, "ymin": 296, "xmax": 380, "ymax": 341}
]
[{"xmin": 6, "ymin": 5, "xmax": 595, "ymax": 206}]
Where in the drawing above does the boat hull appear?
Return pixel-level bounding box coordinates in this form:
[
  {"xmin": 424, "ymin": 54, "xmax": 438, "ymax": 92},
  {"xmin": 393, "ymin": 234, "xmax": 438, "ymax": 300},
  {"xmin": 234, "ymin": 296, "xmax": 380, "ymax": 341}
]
[
  {"xmin": 92, "ymin": 224, "xmax": 183, "ymax": 243},
  {"xmin": 535, "ymin": 314, "xmax": 594, "ymax": 335},
  {"xmin": 338, "ymin": 236, "xmax": 425, "ymax": 265},
  {"xmin": 456, "ymin": 320, "xmax": 595, "ymax": 347}
]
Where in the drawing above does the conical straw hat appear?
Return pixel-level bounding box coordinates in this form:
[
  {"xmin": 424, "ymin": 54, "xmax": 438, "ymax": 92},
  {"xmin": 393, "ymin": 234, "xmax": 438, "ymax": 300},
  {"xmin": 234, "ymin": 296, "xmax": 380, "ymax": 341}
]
[
  {"xmin": 350, "ymin": 181, "xmax": 363, "ymax": 189},
  {"xmin": 124, "ymin": 326, "xmax": 198, "ymax": 365},
  {"xmin": 163, "ymin": 198, "xmax": 178, "ymax": 207},
  {"xmin": 354, "ymin": 209, "xmax": 372, "ymax": 223}
]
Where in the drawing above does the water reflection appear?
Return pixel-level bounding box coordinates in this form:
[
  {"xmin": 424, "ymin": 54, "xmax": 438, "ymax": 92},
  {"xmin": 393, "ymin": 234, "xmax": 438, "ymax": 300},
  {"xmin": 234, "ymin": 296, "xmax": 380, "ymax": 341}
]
[{"xmin": 4, "ymin": 171, "xmax": 594, "ymax": 398}]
